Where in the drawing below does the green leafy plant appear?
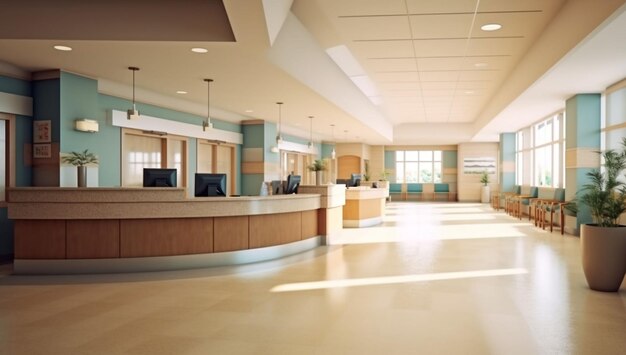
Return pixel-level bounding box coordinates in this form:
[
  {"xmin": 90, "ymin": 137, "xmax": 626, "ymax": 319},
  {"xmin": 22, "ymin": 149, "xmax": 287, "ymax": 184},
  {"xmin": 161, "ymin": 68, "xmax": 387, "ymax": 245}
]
[
  {"xmin": 480, "ymin": 171, "xmax": 490, "ymax": 186},
  {"xmin": 566, "ymin": 137, "xmax": 626, "ymax": 227},
  {"xmin": 380, "ymin": 169, "xmax": 391, "ymax": 181},
  {"xmin": 364, "ymin": 160, "xmax": 371, "ymax": 181},
  {"xmin": 62, "ymin": 149, "xmax": 99, "ymax": 167},
  {"xmin": 307, "ymin": 159, "xmax": 327, "ymax": 172}
]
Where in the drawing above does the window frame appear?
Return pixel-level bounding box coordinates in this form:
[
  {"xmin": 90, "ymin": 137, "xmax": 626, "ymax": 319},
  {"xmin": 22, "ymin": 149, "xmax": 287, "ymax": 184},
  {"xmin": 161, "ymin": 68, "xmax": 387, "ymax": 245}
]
[
  {"xmin": 0, "ymin": 113, "xmax": 15, "ymax": 206},
  {"xmin": 395, "ymin": 150, "xmax": 442, "ymax": 183}
]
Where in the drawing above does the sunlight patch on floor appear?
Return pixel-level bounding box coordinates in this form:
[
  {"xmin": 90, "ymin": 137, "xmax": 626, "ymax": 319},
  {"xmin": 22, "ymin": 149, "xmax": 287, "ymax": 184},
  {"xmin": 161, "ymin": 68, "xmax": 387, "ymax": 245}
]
[{"xmin": 270, "ymin": 268, "xmax": 528, "ymax": 292}]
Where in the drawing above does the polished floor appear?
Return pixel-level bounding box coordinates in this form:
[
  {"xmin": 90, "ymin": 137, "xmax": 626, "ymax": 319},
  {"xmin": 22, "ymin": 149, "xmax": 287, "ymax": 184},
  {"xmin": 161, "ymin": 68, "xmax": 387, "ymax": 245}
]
[{"xmin": 1, "ymin": 202, "xmax": 625, "ymax": 355}]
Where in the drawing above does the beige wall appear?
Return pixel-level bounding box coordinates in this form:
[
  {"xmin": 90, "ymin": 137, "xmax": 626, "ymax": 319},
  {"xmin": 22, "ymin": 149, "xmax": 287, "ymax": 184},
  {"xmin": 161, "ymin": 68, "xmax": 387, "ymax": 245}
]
[
  {"xmin": 457, "ymin": 142, "xmax": 499, "ymax": 202},
  {"xmin": 369, "ymin": 145, "xmax": 385, "ymax": 181}
]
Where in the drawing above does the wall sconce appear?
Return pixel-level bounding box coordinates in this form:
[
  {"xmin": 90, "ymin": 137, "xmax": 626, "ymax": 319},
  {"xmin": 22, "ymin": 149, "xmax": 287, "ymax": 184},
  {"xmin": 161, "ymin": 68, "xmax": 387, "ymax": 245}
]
[{"xmin": 74, "ymin": 119, "xmax": 99, "ymax": 133}]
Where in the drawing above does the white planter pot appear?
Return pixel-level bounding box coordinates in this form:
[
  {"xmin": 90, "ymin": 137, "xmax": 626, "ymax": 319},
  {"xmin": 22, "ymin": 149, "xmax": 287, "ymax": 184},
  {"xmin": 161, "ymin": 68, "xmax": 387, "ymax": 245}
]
[{"xmin": 480, "ymin": 185, "xmax": 490, "ymax": 203}]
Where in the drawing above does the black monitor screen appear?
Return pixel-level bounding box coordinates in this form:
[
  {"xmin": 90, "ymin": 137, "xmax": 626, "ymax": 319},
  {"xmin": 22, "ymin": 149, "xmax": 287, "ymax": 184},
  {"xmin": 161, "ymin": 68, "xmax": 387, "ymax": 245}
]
[
  {"xmin": 195, "ymin": 173, "xmax": 227, "ymax": 197},
  {"xmin": 350, "ymin": 173, "xmax": 362, "ymax": 187},
  {"xmin": 285, "ymin": 175, "xmax": 301, "ymax": 194},
  {"xmin": 143, "ymin": 168, "xmax": 177, "ymax": 187}
]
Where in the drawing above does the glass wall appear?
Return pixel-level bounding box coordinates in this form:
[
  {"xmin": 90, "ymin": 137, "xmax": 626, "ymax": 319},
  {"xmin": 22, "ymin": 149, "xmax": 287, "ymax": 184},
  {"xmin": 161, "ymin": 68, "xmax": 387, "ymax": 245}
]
[{"xmin": 395, "ymin": 150, "xmax": 442, "ymax": 183}]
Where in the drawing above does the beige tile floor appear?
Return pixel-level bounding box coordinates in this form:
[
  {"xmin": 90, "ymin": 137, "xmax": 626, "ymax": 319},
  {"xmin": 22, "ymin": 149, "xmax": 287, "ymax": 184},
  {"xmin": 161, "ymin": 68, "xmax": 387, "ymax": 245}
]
[{"xmin": 1, "ymin": 202, "xmax": 625, "ymax": 355}]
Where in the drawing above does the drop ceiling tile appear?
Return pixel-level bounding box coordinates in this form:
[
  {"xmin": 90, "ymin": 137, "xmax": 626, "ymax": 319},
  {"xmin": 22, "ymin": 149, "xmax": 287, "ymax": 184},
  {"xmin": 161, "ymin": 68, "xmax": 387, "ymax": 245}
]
[
  {"xmin": 412, "ymin": 38, "xmax": 467, "ymax": 57},
  {"xmin": 406, "ymin": 0, "xmax": 477, "ymax": 13},
  {"xmin": 409, "ymin": 14, "xmax": 473, "ymax": 38},
  {"xmin": 334, "ymin": 0, "xmax": 407, "ymax": 16},
  {"xmin": 350, "ymin": 41, "xmax": 414, "ymax": 58},
  {"xmin": 366, "ymin": 58, "xmax": 417, "ymax": 72},
  {"xmin": 338, "ymin": 17, "xmax": 411, "ymax": 40}
]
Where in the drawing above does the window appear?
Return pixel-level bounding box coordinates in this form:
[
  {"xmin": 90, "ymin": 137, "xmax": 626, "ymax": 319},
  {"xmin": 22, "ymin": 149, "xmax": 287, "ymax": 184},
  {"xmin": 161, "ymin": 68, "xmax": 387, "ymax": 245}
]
[
  {"xmin": 517, "ymin": 113, "xmax": 565, "ymax": 187},
  {"xmin": 604, "ymin": 79, "xmax": 626, "ymax": 185},
  {"xmin": 122, "ymin": 129, "xmax": 187, "ymax": 187},
  {"xmin": 198, "ymin": 141, "xmax": 236, "ymax": 195},
  {"xmin": 515, "ymin": 131, "xmax": 523, "ymax": 185},
  {"xmin": 395, "ymin": 150, "xmax": 442, "ymax": 183}
]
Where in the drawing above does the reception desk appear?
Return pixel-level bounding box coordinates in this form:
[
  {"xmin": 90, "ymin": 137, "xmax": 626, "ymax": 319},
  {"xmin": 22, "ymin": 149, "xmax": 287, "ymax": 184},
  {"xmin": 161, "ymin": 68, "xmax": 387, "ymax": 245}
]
[
  {"xmin": 343, "ymin": 187, "xmax": 387, "ymax": 228},
  {"xmin": 7, "ymin": 187, "xmax": 345, "ymax": 274}
]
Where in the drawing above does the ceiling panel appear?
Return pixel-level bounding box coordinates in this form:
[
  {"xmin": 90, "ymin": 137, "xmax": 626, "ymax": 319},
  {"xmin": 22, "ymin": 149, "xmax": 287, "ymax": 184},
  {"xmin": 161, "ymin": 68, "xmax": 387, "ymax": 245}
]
[
  {"xmin": 409, "ymin": 14, "xmax": 474, "ymax": 38},
  {"xmin": 366, "ymin": 58, "xmax": 417, "ymax": 72},
  {"xmin": 337, "ymin": 17, "xmax": 411, "ymax": 40}
]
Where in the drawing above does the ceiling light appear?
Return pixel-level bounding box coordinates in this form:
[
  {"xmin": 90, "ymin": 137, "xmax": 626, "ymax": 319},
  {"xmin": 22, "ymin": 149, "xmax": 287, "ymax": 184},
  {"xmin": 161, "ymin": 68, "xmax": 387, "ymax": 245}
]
[
  {"xmin": 465, "ymin": 90, "xmax": 475, "ymax": 94},
  {"xmin": 53, "ymin": 45, "xmax": 72, "ymax": 51},
  {"xmin": 245, "ymin": 109, "xmax": 253, "ymax": 113},
  {"xmin": 276, "ymin": 102, "xmax": 283, "ymax": 144},
  {"xmin": 474, "ymin": 63, "xmax": 488, "ymax": 68},
  {"xmin": 176, "ymin": 90, "xmax": 187, "ymax": 94},
  {"xmin": 480, "ymin": 23, "xmax": 502, "ymax": 31},
  {"xmin": 127, "ymin": 67, "xmax": 140, "ymax": 120},
  {"xmin": 203, "ymin": 78, "xmax": 213, "ymax": 131},
  {"xmin": 191, "ymin": 47, "xmax": 208, "ymax": 53}
]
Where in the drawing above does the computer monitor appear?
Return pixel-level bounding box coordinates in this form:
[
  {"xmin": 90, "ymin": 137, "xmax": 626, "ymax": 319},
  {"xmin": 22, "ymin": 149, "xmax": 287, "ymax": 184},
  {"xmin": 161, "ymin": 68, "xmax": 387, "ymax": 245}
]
[
  {"xmin": 143, "ymin": 168, "xmax": 177, "ymax": 187},
  {"xmin": 271, "ymin": 180, "xmax": 284, "ymax": 195},
  {"xmin": 336, "ymin": 178, "xmax": 350, "ymax": 187},
  {"xmin": 194, "ymin": 173, "xmax": 227, "ymax": 197},
  {"xmin": 350, "ymin": 173, "xmax": 362, "ymax": 187},
  {"xmin": 285, "ymin": 175, "xmax": 301, "ymax": 194}
]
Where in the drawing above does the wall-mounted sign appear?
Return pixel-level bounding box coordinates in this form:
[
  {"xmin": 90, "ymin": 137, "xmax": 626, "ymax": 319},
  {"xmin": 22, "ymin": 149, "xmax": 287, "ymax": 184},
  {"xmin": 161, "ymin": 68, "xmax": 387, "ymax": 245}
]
[
  {"xmin": 33, "ymin": 120, "xmax": 51, "ymax": 143},
  {"xmin": 33, "ymin": 143, "xmax": 51, "ymax": 158},
  {"xmin": 463, "ymin": 157, "xmax": 496, "ymax": 174}
]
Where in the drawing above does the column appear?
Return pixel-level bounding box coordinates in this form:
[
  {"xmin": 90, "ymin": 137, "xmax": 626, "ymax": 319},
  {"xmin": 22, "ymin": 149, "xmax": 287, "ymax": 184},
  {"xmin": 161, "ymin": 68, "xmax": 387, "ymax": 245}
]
[
  {"xmin": 499, "ymin": 132, "xmax": 516, "ymax": 192},
  {"xmin": 565, "ymin": 94, "xmax": 601, "ymax": 235}
]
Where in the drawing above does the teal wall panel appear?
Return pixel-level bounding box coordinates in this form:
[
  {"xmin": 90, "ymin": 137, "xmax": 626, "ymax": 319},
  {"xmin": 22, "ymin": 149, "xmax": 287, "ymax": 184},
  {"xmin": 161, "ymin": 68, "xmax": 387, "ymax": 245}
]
[
  {"xmin": 32, "ymin": 78, "xmax": 61, "ymax": 142},
  {"xmin": 384, "ymin": 150, "xmax": 395, "ymax": 169},
  {"xmin": 321, "ymin": 143, "xmax": 334, "ymax": 159},
  {"xmin": 442, "ymin": 151, "xmax": 457, "ymax": 168},
  {"xmin": 500, "ymin": 133, "xmax": 515, "ymax": 162},
  {"xmin": 264, "ymin": 122, "xmax": 279, "ymax": 163},
  {"xmin": 15, "ymin": 115, "xmax": 32, "ymax": 186},
  {"xmin": 243, "ymin": 124, "xmax": 265, "ymax": 149},
  {"xmin": 242, "ymin": 174, "xmax": 264, "ymax": 196},
  {"xmin": 0, "ymin": 75, "xmax": 31, "ymax": 97},
  {"xmin": 502, "ymin": 172, "xmax": 516, "ymax": 192}
]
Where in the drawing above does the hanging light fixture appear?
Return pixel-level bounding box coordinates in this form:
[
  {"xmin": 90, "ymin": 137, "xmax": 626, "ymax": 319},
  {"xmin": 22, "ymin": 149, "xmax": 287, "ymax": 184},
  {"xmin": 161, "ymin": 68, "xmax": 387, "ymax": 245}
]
[
  {"xmin": 203, "ymin": 78, "xmax": 214, "ymax": 131},
  {"xmin": 276, "ymin": 102, "xmax": 284, "ymax": 144},
  {"xmin": 308, "ymin": 115, "xmax": 314, "ymax": 148},
  {"xmin": 330, "ymin": 124, "xmax": 336, "ymax": 159},
  {"xmin": 127, "ymin": 66, "xmax": 140, "ymax": 120}
]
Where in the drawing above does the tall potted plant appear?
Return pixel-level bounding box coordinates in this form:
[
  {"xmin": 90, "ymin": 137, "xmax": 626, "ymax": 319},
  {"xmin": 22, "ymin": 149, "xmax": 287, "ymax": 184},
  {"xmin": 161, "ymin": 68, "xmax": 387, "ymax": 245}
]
[
  {"xmin": 568, "ymin": 137, "xmax": 626, "ymax": 292},
  {"xmin": 62, "ymin": 149, "xmax": 98, "ymax": 188},
  {"xmin": 480, "ymin": 170, "xmax": 490, "ymax": 203},
  {"xmin": 307, "ymin": 159, "xmax": 327, "ymax": 186}
]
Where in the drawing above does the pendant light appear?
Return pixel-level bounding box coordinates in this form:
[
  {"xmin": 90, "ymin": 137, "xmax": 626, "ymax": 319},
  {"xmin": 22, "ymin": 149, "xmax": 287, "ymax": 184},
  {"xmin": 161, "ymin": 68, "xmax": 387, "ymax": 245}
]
[
  {"xmin": 203, "ymin": 78, "xmax": 214, "ymax": 131},
  {"xmin": 330, "ymin": 124, "xmax": 336, "ymax": 159},
  {"xmin": 127, "ymin": 67, "xmax": 140, "ymax": 120},
  {"xmin": 276, "ymin": 102, "xmax": 284, "ymax": 144},
  {"xmin": 308, "ymin": 115, "xmax": 314, "ymax": 148}
]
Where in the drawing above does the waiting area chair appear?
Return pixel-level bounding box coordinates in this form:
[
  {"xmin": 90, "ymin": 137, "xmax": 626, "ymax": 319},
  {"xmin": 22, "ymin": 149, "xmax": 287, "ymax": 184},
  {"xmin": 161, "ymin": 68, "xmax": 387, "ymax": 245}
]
[{"xmin": 406, "ymin": 183, "xmax": 423, "ymax": 200}]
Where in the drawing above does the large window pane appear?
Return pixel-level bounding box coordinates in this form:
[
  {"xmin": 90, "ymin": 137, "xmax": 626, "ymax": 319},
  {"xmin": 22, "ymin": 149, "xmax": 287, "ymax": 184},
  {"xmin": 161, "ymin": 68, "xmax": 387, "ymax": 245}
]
[
  {"xmin": 419, "ymin": 162, "xmax": 433, "ymax": 183},
  {"xmin": 405, "ymin": 162, "xmax": 418, "ymax": 182},
  {"xmin": 123, "ymin": 134, "xmax": 162, "ymax": 187},
  {"xmin": 434, "ymin": 151, "xmax": 442, "ymax": 161},
  {"xmin": 395, "ymin": 162, "xmax": 404, "ymax": 183},
  {"xmin": 553, "ymin": 143, "xmax": 560, "ymax": 188},
  {"xmin": 419, "ymin": 151, "xmax": 433, "ymax": 161},
  {"xmin": 434, "ymin": 162, "xmax": 442, "ymax": 183},
  {"xmin": 396, "ymin": 151, "xmax": 404, "ymax": 161},
  {"xmin": 167, "ymin": 139, "xmax": 184, "ymax": 187},
  {"xmin": 406, "ymin": 151, "xmax": 418, "ymax": 161}
]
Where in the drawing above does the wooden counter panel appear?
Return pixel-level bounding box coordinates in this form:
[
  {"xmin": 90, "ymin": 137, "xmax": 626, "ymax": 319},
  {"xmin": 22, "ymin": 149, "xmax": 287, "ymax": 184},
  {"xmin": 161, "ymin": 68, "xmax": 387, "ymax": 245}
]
[
  {"xmin": 249, "ymin": 212, "xmax": 302, "ymax": 248},
  {"xmin": 15, "ymin": 220, "xmax": 66, "ymax": 259},
  {"xmin": 67, "ymin": 220, "xmax": 120, "ymax": 259},
  {"xmin": 214, "ymin": 216, "xmax": 249, "ymax": 252},
  {"xmin": 120, "ymin": 218, "xmax": 213, "ymax": 257},
  {"xmin": 301, "ymin": 210, "xmax": 318, "ymax": 239},
  {"xmin": 343, "ymin": 199, "xmax": 382, "ymax": 220}
]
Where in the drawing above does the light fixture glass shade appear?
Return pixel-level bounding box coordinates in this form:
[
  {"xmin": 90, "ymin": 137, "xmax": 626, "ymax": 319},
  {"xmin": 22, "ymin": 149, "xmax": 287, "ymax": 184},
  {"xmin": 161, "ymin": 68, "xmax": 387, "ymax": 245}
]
[
  {"xmin": 331, "ymin": 148, "xmax": 336, "ymax": 159},
  {"xmin": 75, "ymin": 119, "xmax": 99, "ymax": 133},
  {"xmin": 127, "ymin": 67, "xmax": 140, "ymax": 120}
]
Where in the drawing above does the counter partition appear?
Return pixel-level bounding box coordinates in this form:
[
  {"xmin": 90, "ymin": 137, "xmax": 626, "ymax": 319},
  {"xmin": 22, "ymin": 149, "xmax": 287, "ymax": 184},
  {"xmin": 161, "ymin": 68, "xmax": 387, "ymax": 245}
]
[{"xmin": 7, "ymin": 187, "xmax": 345, "ymax": 274}]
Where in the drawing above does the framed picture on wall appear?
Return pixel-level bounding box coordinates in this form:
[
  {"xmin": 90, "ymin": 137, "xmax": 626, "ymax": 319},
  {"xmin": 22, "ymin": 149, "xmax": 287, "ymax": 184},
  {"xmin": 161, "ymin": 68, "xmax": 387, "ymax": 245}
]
[
  {"xmin": 33, "ymin": 120, "xmax": 51, "ymax": 143},
  {"xmin": 463, "ymin": 157, "xmax": 496, "ymax": 175},
  {"xmin": 33, "ymin": 143, "xmax": 52, "ymax": 158}
]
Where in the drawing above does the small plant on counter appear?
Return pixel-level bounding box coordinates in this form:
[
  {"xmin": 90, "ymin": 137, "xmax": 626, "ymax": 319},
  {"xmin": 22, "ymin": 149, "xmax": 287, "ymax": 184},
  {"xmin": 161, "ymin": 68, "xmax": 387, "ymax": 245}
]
[
  {"xmin": 307, "ymin": 159, "xmax": 327, "ymax": 172},
  {"xmin": 62, "ymin": 149, "xmax": 99, "ymax": 166}
]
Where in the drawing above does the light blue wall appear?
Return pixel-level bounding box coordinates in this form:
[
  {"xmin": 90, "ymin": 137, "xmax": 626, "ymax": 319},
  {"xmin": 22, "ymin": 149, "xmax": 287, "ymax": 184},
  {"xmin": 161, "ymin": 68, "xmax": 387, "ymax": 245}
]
[
  {"xmin": 0, "ymin": 76, "xmax": 31, "ymax": 96},
  {"xmin": 32, "ymin": 78, "xmax": 61, "ymax": 143},
  {"xmin": 321, "ymin": 143, "xmax": 334, "ymax": 159},
  {"xmin": 500, "ymin": 133, "xmax": 516, "ymax": 192},
  {"xmin": 442, "ymin": 151, "xmax": 457, "ymax": 168}
]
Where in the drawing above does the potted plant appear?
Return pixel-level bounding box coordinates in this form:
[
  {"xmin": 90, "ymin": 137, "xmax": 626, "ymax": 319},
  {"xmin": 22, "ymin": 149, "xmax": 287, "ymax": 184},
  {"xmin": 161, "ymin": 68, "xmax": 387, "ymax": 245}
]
[
  {"xmin": 62, "ymin": 149, "xmax": 98, "ymax": 188},
  {"xmin": 480, "ymin": 170, "xmax": 490, "ymax": 203},
  {"xmin": 307, "ymin": 159, "xmax": 327, "ymax": 185},
  {"xmin": 567, "ymin": 137, "xmax": 626, "ymax": 292},
  {"xmin": 363, "ymin": 160, "xmax": 371, "ymax": 182}
]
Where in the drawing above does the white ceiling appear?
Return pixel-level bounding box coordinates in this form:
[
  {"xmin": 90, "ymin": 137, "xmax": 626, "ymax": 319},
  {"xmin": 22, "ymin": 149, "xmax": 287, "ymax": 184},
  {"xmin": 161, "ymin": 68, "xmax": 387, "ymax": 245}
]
[{"xmin": 0, "ymin": 0, "xmax": 625, "ymax": 145}]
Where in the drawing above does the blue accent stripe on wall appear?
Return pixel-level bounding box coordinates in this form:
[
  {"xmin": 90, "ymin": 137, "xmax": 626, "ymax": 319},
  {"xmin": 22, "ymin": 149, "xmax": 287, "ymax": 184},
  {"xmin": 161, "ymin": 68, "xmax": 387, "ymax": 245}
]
[
  {"xmin": 442, "ymin": 151, "xmax": 457, "ymax": 168},
  {"xmin": 384, "ymin": 150, "xmax": 395, "ymax": 169},
  {"xmin": 0, "ymin": 75, "xmax": 31, "ymax": 97}
]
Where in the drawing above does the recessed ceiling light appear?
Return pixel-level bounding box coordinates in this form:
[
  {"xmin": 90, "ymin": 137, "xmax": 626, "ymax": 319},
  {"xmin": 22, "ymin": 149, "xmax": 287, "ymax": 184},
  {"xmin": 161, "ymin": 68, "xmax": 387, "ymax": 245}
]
[
  {"xmin": 53, "ymin": 45, "xmax": 72, "ymax": 51},
  {"xmin": 464, "ymin": 90, "xmax": 475, "ymax": 94},
  {"xmin": 245, "ymin": 109, "xmax": 253, "ymax": 113},
  {"xmin": 480, "ymin": 23, "xmax": 502, "ymax": 31},
  {"xmin": 191, "ymin": 47, "xmax": 208, "ymax": 53},
  {"xmin": 474, "ymin": 62, "xmax": 488, "ymax": 68},
  {"xmin": 176, "ymin": 90, "xmax": 187, "ymax": 94}
]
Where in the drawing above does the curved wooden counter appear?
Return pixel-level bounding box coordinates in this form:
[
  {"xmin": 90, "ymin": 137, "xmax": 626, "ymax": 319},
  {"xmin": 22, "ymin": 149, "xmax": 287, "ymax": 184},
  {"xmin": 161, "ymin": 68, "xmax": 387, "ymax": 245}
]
[
  {"xmin": 7, "ymin": 187, "xmax": 345, "ymax": 274},
  {"xmin": 343, "ymin": 187, "xmax": 387, "ymax": 228}
]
